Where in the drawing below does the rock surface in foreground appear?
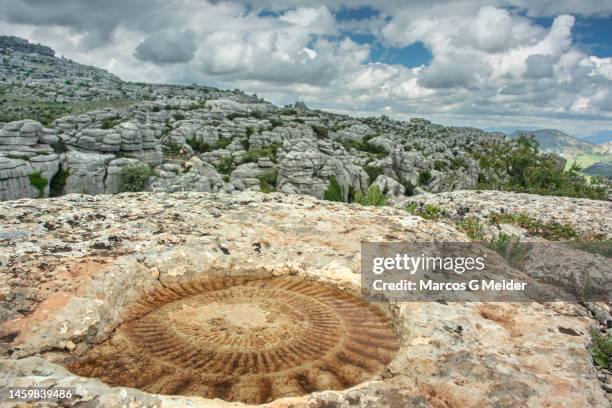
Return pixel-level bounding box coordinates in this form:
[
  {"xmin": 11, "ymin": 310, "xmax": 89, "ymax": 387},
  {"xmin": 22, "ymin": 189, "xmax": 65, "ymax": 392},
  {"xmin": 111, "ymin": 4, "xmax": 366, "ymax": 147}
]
[{"xmin": 0, "ymin": 192, "xmax": 608, "ymax": 407}]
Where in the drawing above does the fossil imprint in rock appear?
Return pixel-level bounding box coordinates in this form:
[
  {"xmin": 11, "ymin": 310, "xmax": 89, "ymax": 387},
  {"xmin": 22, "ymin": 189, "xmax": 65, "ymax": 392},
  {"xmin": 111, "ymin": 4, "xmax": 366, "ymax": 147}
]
[{"xmin": 67, "ymin": 276, "xmax": 400, "ymax": 404}]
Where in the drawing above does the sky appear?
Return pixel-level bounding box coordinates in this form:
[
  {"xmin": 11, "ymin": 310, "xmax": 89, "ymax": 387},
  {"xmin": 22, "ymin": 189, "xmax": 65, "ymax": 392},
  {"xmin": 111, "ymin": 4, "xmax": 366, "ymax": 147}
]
[{"xmin": 1, "ymin": 0, "xmax": 612, "ymax": 135}]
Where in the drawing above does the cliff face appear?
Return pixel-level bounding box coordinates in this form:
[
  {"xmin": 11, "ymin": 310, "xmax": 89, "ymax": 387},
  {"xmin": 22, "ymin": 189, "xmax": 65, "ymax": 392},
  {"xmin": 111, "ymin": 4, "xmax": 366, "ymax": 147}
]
[
  {"xmin": 0, "ymin": 191, "xmax": 609, "ymax": 406},
  {"xmin": 0, "ymin": 35, "xmax": 55, "ymax": 57}
]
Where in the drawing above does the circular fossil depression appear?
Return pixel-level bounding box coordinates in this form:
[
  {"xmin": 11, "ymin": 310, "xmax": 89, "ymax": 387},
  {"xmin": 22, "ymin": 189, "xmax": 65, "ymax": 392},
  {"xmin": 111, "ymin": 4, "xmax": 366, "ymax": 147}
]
[{"xmin": 66, "ymin": 276, "xmax": 400, "ymax": 404}]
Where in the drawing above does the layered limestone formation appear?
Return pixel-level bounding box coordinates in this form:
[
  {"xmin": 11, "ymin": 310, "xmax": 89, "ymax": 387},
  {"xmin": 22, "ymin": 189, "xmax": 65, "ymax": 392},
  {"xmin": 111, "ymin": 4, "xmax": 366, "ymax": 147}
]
[
  {"xmin": 0, "ymin": 120, "xmax": 60, "ymax": 200},
  {"xmin": 0, "ymin": 192, "xmax": 608, "ymax": 407}
]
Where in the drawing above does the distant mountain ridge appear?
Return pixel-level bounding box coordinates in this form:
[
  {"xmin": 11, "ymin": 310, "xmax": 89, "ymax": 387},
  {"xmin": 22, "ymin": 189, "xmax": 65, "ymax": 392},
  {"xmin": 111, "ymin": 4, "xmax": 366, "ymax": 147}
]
[
  {"xmin": 579, "ymin": 130, "xmax": 612, "ymax": 145},
  {"xmin": 508, "ymin": 129, "xmax": 601, "ymax": 155},
  {"xmin": 507, "ymin": 128, "xmax": 611, "ymax": 177}
]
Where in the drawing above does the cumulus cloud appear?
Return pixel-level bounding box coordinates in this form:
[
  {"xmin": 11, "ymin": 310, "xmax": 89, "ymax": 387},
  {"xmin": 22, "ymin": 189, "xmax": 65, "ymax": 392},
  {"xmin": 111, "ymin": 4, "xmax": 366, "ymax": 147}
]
[
  {"xmin": 524, "ymin": 54, "xmax": 555, "ymax": 78},
  {"xmin": 134, "ymin": 28, "xmax": 196, "ymax": 64},
  {"xmin": 0, "ymin": 0, "xmax": 611, "ymax": 133}
]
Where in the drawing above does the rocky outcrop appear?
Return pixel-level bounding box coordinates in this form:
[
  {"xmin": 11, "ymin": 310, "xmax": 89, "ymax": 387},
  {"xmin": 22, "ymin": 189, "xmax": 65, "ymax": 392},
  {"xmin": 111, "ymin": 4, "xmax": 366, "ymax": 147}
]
[
  {"xmin": 148, "ymin": 157, "xmax": 224, "ymax": 193},
  {"xmin": 277, "ymin": 138, "xmax": 368, "ymax": 199},
  {"xmin": 62, "ymin": 150, "xmax": 114, "ymax": 195},
  {"xmin": 0, "ymin": 35, "xmax": 55, "ymax": 57},
  {"xmin": 0, "ymin": 192, "xmax": 608, "ymax": 407},
  {"xmin": 0, "ymin": 120, "xmax": 60, "ymax": 199}
]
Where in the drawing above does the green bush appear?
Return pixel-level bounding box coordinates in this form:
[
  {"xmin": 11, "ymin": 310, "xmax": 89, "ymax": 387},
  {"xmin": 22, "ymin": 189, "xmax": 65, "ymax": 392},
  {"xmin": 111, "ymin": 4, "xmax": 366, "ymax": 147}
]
[
  {"xmin": 241, "ymin": 144, "xmax": 281, "ymax": 163},
  {"xmin": 489, "ymin": 213, "xmax": 577, "ymax": 240},
  {"xmin": 186, "ymin": 138, "xmax": 211, "ymax": 153},
  {"xmin": 50, "ymin": 138, "xmax": 68, "ymax": 153},
  {"xmin": 245, "ymin": 127, "xmax": 255, "ymax": 137},
  {"xmin": 355, "ymin": 185, "xmax": 386, "ymax": 206},
  {"xmin": 324, "ymin": 176, "xmax": 344, "ymax": 202},
  {"xmin": 119, "ymin": 165, "xmax": 151, "ymax": 192},
  {"xmin": 215, "ymin": 137, "xmax": 232, "ymax": 149},
  {"xmin": 343, "ymin": 138, "xmax": 386, "ymax": 156},
  {"xmin": 589, "ymin": 327, "xmax": 612, "ymax": 369},
  {"xmin": 216, "ymin": 157, "xmax": 235, "ymax": 174},
  {"xmin": 163, "ymin": 141, "xmax": 181, "ymax": 156},
  {"xmin": 173, "ymin": 113, "xmax": 186, "ymax": 120},
  {"xmin": 269, "ymin": 118, "xmax": 283, "ymax": 129},
  {"xmin": 486, "ymin": 233, "xmax": 528, "ymax": 268},
  {"xmin": 473, "ymin": 135, "xmax": 606, "ymax": 200},
  {"xmin": 363, "ymin": 165, "xmax": 383, "ymax": 183},
  {"xmin": 456, "ymin": 216, "xmax": 485, "ymax": 241},
  {"xmin": 258, "ymin": 169, "xmax": 278, "ymax": 193},
  {"xmin": 28, "ymin": 171, "xmax": 48, "ymax": 198},
  {"xmin": 100, "ymin": 115, "xmax": 121, "ymax": 129},
  {"xmin": 418, "ymin": 170, "xmax": 432, "ymax": 186},
  {"xmin": 405, "ymin": 203, "xmax": 442, "ymax": 220},
  {"xmin": 311, "ymin": 124, "xmax": 328, "ymax": 138},
  {"xmin": 567, "ymin": 239, "xmax": 612, "ymax": 257}
]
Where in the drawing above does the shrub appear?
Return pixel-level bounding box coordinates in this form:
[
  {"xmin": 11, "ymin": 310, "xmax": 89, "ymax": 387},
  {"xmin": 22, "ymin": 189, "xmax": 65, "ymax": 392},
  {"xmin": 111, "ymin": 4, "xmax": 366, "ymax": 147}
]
[
  {"xmin": 49, "ymin": 167, "xmax": 69, "ymax": 197},
  {"xmin": 173, "ymin": 113, "xmax": 186, "ymax": 120},
  {"xmin": 269, "ymin": 118, "xmax": 283, "ymax": 129},
  {"xmin": 421, "ymin": 204, "xmax": 442, "ymax": 220},
  {"xmin": 456, "ymin": 216, "xmax": 485, "ymax": 241},
  {"xmin": 324, "ymin": 176, "xmax": 344, "ymax": 202},
  {"xmin": 215, "ymin": 137, "xmax": 232, "ymax": 149},
  {"xmin": 489, "ymin": 213, "xmax": 577, "ymax": 240},
  {"xmin": 589, "ymin": 327, "xmax": 611, "ymax": 369},
  {"xmin": 405, "ymin": 203, "xmax": 442, "ymax": 220},
  {"xmin": 100, "ymin": 115, "xmax": 121, "ymax": 129},
  {"xmin": 50, "ymin": 138, "xmax": 68, "ymax": 153},
  {"xmin": 258, "ymin": 169, "xmax": 278, "ymax": 193},
  {"xmin": 186, "ymin": 138, "xmax": 211, "ymax": 153},
  {"xmin": 241, "ymin": 144, "xmax": 281, "ymax": 163},
  {"xmin": 567, "ymin": 239, "xmax": 612, "ymax": 258},
  {"xmin": 363, "ymin": 165, "xmax": 383, "ymax": 183},
  {"xmin": 355, "ymin": 185, "xmax": 386, "ymax": 206},
  {"xmin": 473, "ymin": 135, "xmax": 606, "ymax": 200},
  {"xmin": 343, "ymin": 138, "xmax": 386, "ymax": 156},
  {"xmin": 119, "ymin": 165, "xmax": 151, "ymax": 192},
  {"xmin": 216, "ymin": 157, "xmax": 235, "ymax": 174},
  {"xmin": 245, "ymin": 127, "xmax": 255, "ymax": 137},
  {"xmin": 486, "ymin": 233, "xmax": 528, "ymax": 268},
  {"xmin": 28, "ymin": 171, "xmax": 48, "ymax": 198},
  {"xmin": 418, "ymin": 170, "xmax": 432, "ymax": 186},
  {"xmin": 163, "ymin": 141, "xmax": 181, "ymax": 156},
  {"xmin": 311, "ymin": 124, "xmax": 328, "ymax": 139}
]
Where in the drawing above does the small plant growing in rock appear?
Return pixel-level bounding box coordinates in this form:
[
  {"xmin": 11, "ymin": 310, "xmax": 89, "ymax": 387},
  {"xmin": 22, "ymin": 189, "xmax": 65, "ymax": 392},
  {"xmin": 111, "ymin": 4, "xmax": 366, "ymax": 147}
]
[
  {"xmin": 588, "ymin": 327, "xmax": 611, "ymax": 369},
  {"xmin": 216, "ymin": 157, "xmax": 235, "ymax": 174},
  {"xmin": 28, "ymin": 171, "xmax": 48, "ymax": 198},
  {"xmin": 354, "ymin": 185, "xmax": 386, "ymax": 206},
  {"xmin": 186, "ymin": 138, "xmax": 211, "ymax": 153},
  {"xmin": 50, "ymin": 138, "xmax": 68, "ymax": 153},
  {"xmin": 489, "ymin": 213, "xmax": 577, "ymax": 240},
  {"xmin": 456, "ymin": 216, "xmax": 485, "ymax": 241},
  {"xmin": 406, "ymin": 203, "xmax": 442, "ymax": 220},
  {"xmin": 119, "ymin": 165, "xmax": 152, "ymax": 192},
  {"xmin": 486, "ymin": 233, "xmax": 528, "ymax": 268},
  {"xmin": 215, "ymin": 137, "xmax": 232, "ymax": 149},
  {"xmin": 324, "ymin": 176, "xmax": 344, "ymax": 202},
  {"xmin": 173, "ymin": 113, "xmax": 186, "ymax": 121},
  {"xmin": 311, "ymin": 124, "xmax": 328, "ymax": 139},
  {"xmin": 418, "ymin": 170, "xmax": 432, "ymax": 186},
  {"xmin": 100, "ymin": 115, "xmax": 121, "ymax": 129}
]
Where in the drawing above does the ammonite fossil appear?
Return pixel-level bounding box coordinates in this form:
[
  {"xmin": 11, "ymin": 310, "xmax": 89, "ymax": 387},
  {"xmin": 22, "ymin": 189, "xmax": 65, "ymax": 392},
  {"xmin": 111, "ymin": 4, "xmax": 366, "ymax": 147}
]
[{"xmin": 68, "ymin": 276, "xmax": 400, "ymax": 404}]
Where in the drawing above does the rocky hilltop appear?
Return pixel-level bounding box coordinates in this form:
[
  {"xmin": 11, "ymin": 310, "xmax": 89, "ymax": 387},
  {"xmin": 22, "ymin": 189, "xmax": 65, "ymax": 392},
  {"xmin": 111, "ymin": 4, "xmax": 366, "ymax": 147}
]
[
  {"xmin": 1, "ymin": 36, "xmax": 511, "ymax": 202},
  {"xmin": 0, "ymin": 192, "xmax": 610, "ymax": 406}
]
